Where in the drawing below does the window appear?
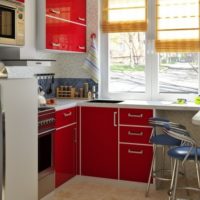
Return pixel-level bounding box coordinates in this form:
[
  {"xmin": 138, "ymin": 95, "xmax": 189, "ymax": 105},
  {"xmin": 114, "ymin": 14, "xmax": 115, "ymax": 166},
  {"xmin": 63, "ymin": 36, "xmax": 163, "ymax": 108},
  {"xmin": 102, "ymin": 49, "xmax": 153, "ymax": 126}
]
[
  {"xmin": 108, "ymin": 32, "xmax": 145, "ymax": 93},
  {"xmin": 100, "ymin": 0, "xmax": 200, "ymax": 101}
]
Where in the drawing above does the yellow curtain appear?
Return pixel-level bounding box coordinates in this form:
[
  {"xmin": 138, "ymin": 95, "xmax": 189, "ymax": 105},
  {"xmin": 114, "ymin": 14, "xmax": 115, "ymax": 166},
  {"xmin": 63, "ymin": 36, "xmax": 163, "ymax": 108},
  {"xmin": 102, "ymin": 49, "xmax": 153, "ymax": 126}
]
[
  {"xmin": 156, "ymin": 0, "xmax": 200, "ymax": 52},
  {"xmin": 101, "ymin": 0, "xmax": 147, "ymax": 33}
]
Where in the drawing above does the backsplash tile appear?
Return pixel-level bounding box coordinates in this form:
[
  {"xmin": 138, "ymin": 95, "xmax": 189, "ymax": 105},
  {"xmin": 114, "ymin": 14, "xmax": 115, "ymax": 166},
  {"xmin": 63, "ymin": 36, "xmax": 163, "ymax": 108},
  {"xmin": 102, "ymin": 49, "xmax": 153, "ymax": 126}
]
[{"xmin": 38, "ymin": 78, "xmax": 98, "ymax": 99}]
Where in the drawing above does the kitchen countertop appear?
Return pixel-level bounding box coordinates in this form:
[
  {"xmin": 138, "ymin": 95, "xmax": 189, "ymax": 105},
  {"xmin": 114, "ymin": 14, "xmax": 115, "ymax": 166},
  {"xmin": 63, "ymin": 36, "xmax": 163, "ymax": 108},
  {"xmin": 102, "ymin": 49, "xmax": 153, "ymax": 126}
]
[{"xmin": 52, "ymin": 99, "xmax": 200, "ymax": 111}]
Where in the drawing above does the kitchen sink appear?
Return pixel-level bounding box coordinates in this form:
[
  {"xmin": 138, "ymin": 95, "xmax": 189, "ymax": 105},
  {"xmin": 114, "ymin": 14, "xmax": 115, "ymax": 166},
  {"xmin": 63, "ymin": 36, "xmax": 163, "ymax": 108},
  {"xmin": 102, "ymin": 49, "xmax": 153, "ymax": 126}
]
[{"xmin": 88, "ymin": 99, "xmax": 123, "ymax": 103}]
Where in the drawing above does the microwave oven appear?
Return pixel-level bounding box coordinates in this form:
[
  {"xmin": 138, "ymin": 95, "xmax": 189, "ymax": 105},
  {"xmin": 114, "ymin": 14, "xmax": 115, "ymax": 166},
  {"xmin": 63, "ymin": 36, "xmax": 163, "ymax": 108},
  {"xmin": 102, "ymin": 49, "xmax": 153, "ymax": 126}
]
[{"xmin": 0, "ymin": 0, "xmax": 25, "ymax": 46}]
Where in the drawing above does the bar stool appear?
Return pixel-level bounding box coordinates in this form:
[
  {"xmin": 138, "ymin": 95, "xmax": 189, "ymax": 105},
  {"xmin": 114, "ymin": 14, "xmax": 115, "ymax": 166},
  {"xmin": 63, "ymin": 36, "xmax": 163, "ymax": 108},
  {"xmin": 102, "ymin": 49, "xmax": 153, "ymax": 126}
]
[
  {"xmin": 163, "ymin": 124, "xmax": 200, "ymax": 200},
  {"xmin": 146, "ymin": 117, "xmax": 187, "ymax": 197}
]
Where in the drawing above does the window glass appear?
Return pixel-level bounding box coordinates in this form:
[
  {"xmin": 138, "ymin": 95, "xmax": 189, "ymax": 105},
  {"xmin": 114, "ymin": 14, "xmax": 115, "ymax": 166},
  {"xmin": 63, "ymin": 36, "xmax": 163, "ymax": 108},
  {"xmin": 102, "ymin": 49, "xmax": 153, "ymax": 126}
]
[
  {"xmin": 159, "ymin": 53, "xmax": 198, "ymax": 93},
  {"xmin": 108, "ymin": 32, "xmax": 145, "ymax": 93}
]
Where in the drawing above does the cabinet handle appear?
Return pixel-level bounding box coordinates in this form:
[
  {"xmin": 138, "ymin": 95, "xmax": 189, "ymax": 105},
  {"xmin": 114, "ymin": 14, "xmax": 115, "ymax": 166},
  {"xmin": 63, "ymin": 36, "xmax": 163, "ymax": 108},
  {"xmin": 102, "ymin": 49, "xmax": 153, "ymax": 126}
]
[
  {"xmin": 113, "ymin": 112, "xmax": 117, "ymax": 127},
  {"xmin": 50, "ymin": 9, "xmax": 60, "ymax": 14},
  {"xmin": 128, "ymin": 113, "xmax": 143, "ymax": 118},
  {"xmin": 52, "ymin": 42, "xmax": 61, "ymax": 47},
  {"xmin": 78, "ymin": 46, "xmax": 86, "ymax": 50},
  {"xmin": 78, "ymin": 17, "xmax": 86, "ymax": 22},
  {"xmin": 64, "ymin": 112, "xmax": 72, "ymax": 117},
  {"xmin": 128, "ymin": 149, "xmax": 143, "ymax": 155},
  {"xmin": 128, "ymin": 131, "xmax": 143, "ymax": 136}
]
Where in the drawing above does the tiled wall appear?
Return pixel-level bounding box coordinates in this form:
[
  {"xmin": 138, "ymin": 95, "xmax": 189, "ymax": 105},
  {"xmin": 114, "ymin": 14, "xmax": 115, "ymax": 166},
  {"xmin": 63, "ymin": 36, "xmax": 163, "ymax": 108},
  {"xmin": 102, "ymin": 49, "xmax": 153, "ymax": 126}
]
[{"xmin": 38, "ymin": 77, "xmax": 98, "ymax": 99}]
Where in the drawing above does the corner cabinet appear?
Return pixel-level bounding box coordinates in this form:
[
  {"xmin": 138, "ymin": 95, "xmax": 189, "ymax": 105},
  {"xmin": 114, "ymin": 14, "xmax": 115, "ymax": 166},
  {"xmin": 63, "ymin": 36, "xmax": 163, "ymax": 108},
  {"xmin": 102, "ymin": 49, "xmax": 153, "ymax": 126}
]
[{"xmin": 37, "ymin": 0, "xmax": 86, "ymax": 53}]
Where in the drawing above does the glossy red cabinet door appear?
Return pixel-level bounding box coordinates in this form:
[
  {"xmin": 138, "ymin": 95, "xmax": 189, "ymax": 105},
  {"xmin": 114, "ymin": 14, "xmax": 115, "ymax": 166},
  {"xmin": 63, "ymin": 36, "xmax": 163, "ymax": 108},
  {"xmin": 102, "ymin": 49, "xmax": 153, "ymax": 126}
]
[
  {"xmin": 46, "ymin": 0, "xmax": 86, "ymax": 25},
  {"xmin": 120, "ymin": 144, "xmax": 153, "ymax": 183},
  {"xmin": 16, "ymin": 0, "xmax": 25, "ymax": 3},
  {"xmin": 46, "ymin": 16, "xmax": 86, "ymax": 52},
  {"xmin": 54, "ymin": 124, "xmax": 77, "ymax": 187},
  {"xmin": 81, "ymin": 107, "xmax": 118, "ymax": 179}
]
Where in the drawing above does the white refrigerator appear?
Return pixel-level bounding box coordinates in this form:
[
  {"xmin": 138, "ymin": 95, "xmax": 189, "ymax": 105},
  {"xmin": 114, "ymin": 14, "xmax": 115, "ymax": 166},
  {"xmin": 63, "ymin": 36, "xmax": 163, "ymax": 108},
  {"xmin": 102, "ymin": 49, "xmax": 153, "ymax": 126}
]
[{"xmin": 0, "ymin": 78, "xmax": 38, "ymax": 200}]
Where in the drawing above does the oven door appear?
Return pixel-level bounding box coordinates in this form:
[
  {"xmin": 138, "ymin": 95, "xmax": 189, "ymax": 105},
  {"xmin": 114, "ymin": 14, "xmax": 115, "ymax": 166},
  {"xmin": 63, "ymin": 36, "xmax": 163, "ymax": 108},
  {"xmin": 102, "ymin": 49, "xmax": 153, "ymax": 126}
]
[
  {"xmin": 38, "ymin": 129, "xmax": 55, "ymax": 179},
  {"xmin": 0, "ymin": 2, "xmax": 16, "ymax": 45}
]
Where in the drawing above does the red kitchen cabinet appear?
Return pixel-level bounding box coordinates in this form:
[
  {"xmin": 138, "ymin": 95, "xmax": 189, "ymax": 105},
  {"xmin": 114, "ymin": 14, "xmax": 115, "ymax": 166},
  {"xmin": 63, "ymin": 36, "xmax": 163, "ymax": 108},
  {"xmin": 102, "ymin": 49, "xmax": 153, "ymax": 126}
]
[
  {"xmin": 54, "ymin": 107, "xmax": 77, "ymax": 187},
  {"xmin": 46, "ymin": 0, "xmax": 86, "ymax": 25},
  {"xmin": 119, "ymin": 108, "xmax": 153, "ymax": 183},
  {"xmin": 120, "ymin": 144, "xmax": 153, "ymax": 182},
  {"xmin": 81, "ymin": 107, "xmax": 118, "ymax": 179},
  {"xmin": 16, "ymin": 0, "xmax": 25, "ymax": 3},
  {"xmin": 54, "ymin": 124, "xmax": 77, "ymax": 187},
  {"xmin": 37, "ymin": 0, "xmax": 86, "ymax": 52},
  {"xmin": 46, "ymin": 16, "xmax": 86, "ymax": 52}
]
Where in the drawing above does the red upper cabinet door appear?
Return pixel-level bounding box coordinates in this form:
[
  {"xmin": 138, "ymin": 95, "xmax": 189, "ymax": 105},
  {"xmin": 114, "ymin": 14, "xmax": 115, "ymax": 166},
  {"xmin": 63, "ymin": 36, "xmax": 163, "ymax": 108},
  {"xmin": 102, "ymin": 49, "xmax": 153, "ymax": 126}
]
[
  {"xmin": 16, "ymin": 0, "xmax": 25, "ymax": 3},
  {"xmin": 54, "ymin": 124, "xmax": 77, "ymax": 187},
  {"xmin": 81, "ymin": 107, "xmax": 118, "ymax": 179},
  {"xmin": 46, "ymin": 0, "xmax": 86, "ymax": 25},
  {"xmin": 46, "ymin": 16, "xmax": 86, "ymax": 52}
]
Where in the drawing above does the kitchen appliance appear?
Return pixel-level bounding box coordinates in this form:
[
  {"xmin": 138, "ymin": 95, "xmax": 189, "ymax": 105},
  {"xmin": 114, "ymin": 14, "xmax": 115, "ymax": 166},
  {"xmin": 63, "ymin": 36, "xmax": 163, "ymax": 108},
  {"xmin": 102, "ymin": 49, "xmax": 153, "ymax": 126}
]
[
  {"xmin": 38, "ymin": 106, "xmax": 56, "ymax": 199},
  {"xmin": 0, "ymin": 0, "xmax": 25, "ymax": 46},
  {"xmin": 0, "ymin": 78, "xmax": 38, "ymax": 200}
]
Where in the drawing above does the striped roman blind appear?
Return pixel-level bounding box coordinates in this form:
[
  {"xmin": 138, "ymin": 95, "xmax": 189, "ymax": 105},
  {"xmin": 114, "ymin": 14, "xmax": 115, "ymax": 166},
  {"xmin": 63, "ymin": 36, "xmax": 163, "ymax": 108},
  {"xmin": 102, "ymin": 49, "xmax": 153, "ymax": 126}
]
[
  {"xmin": 101, "ymin": 0, "xmax": 147, "ymax": 33},
  {"xmin": 156, "ymin": 0, "xmax": 200, "ymax": 52}
]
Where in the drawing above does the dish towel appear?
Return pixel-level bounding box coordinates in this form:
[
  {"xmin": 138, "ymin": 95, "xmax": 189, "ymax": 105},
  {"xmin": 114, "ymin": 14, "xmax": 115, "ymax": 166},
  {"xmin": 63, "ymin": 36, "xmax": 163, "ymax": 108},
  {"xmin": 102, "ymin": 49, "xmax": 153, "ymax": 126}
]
[{"xmin": 82, "ymin": 37, "xmax": 99, "ymax": 83}]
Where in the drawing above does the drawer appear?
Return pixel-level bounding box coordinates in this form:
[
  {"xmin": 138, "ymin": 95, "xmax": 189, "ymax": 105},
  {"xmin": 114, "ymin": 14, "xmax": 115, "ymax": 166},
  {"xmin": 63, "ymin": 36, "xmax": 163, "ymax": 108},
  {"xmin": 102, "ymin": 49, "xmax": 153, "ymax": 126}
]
[
  {"xmin": 120, "ymin": 144, "xmax": 153, "ymax": 183},
  {"xmin": 120, "ymin": 108, "xmax": 153, "ymax": 125},
  {"xmin": 56, "ymin": 107, "xmax": 77, "ymax": 128},
  {"xmin": 120, "ymin": 126, "xmax": 152, "ymax": 144}
]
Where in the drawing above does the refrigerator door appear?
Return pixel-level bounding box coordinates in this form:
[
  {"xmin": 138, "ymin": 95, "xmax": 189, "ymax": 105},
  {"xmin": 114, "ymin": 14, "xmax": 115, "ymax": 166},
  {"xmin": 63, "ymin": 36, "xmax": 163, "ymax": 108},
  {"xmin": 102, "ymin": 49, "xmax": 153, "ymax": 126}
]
[{"xmin": 0, "ymin": 78, "xmax": 38, "ymax": 200}]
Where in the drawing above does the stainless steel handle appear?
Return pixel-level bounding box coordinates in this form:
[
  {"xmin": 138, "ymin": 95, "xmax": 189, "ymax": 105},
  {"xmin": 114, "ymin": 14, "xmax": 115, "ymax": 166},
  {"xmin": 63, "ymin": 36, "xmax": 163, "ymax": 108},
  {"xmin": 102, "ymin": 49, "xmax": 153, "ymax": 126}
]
[
  {"xmin": 52, "ymin": 42, "xmax": 61, "ymax": 47},
  {"xmin": 78, "ymin": 17, "xmax": 86, "ymax": 22},
  {"xmin": 78, "ymin": 46, "xmax": 86, "ymax": 50},
  {"xmin": 128, "ymin": 149, "xmax": 143, "ymax": 155},
  {"xmin": 50, "ymin": 9, "xmax": 60, "ymax": 14},
  {"xmin": 128, "ymin": 131, "xmax": 143, "ymax": 136},
  {"xmin": 64, "ymin": 112, "xmax": 72, "ymax": 117},
  {"xmin": 38, "ymin": 128, "xmax": 56, "ymax": 136},
  {"xmin": 128, "ymin": 113, "xmax": 143, "ymax": 118},
  {"xmin": 113, "ymin": 112, "xmax": 117, "ymax": 127}
]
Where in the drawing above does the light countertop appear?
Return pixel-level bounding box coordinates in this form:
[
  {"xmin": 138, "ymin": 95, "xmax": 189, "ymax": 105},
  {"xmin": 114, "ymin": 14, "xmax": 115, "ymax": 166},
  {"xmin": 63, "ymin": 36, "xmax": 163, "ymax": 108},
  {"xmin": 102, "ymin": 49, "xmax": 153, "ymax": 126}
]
[{"xmin": 52, "ymin": 99, "xmax": 200, "ymax": 111}]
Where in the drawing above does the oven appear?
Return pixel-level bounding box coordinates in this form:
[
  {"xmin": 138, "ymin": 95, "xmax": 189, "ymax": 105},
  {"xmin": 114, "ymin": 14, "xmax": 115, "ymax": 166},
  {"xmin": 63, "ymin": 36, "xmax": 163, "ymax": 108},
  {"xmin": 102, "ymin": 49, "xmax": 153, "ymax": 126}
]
[
  {"xmin": 0, "ymin": 0, "xmax": 25, "ymax": 46},
  {"xmin": 38, "ymin": 107, "xmax": 55, "ymax": 199}
]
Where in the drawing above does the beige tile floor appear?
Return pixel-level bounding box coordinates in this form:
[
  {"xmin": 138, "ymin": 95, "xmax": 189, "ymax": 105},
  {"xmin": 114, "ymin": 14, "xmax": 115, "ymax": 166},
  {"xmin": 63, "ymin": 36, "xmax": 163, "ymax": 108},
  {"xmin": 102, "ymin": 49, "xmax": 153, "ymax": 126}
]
[{"xmin": 41, "ymin": 176, "xmax": 200, "ymax": 200}]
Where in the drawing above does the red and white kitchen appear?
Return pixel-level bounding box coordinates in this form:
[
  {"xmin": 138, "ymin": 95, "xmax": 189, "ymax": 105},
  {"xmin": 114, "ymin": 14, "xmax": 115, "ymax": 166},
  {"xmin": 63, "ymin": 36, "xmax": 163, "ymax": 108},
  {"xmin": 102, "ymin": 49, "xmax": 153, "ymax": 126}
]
[{"xmin": 1, "ymin": 0, "xmax": 200, "ymax": 200}]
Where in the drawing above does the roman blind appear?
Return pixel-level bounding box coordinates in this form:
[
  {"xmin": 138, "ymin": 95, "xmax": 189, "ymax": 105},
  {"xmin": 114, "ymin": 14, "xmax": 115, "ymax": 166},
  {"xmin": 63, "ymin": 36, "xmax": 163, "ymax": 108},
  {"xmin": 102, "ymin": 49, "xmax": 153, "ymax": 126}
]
[
  {"xmin": 101, "ymin": 0, "xmax": 147, "ymax": 33},
  {"xmin": 156, "ymin": 0, "xmax": 200, "ymax": 52}
]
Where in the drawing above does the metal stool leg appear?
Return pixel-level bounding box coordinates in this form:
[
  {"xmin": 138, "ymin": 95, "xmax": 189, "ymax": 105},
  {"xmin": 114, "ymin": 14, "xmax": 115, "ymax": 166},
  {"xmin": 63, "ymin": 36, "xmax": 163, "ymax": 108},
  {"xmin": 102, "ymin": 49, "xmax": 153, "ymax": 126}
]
[
  {"xmin": 195, "ymin": 158, "xmax": 200, "ymax": 188},
  {"xmin": 146, "ymin": 144, "xmax": 157, "ymax": 197},
  {"xmin": 162, "ymin": 146, "xmax": 166, "ymax": 177},
  {"xmin": 171, "ymin": 160, "xmax": 180, "ymax": 200},
  {"xmin": 168, "ymin": 159, "xmax": 178, "ymax": 200}
]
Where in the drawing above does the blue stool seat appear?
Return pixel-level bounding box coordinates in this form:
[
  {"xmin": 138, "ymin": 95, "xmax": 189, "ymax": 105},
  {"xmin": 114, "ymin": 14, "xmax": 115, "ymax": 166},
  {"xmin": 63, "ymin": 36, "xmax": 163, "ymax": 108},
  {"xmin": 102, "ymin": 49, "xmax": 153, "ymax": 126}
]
[
  {"xmin": 150, "ymin": 134, "xmax": 181, "ymax": 146},
  {"xmin": 168, "ymin": 146, "xmax": 200, "ymax": 160}
]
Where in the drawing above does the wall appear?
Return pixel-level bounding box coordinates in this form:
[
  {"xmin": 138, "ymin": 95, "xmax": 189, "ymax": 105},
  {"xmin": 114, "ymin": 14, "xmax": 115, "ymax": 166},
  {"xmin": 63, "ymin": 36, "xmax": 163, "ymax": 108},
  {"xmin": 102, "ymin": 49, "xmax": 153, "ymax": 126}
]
[{"xmin": 1, "ymin": 0, "xmax": 99, "ymax": 79}]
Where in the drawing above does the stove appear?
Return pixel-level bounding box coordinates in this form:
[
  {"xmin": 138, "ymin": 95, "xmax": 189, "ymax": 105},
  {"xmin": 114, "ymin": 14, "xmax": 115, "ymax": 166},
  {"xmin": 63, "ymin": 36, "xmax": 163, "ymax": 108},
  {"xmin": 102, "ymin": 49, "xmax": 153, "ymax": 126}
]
[{"xmin": 38, "ymin": 106, "xmax": 56, "ymax": 199}]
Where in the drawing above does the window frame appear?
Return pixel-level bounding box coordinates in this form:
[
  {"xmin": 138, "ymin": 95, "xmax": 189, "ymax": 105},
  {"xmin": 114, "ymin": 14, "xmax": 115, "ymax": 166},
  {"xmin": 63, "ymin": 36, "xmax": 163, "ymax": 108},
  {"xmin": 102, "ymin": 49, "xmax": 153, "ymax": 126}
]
[{"xmin": 99, "ymin": 0, "xmax": 200, "ymax": 101}]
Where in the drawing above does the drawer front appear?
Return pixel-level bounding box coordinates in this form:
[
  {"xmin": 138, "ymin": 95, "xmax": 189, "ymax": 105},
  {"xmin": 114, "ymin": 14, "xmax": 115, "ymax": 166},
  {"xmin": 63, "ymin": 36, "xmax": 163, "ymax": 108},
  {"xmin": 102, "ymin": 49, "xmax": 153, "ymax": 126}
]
[
  {"xmin": 120, "ymin": 126, "xmax": 152, "ymax": 144},
  {"xmin": 120, "ymin": 144, "xmax": 153, "ymax": 183},
  {"xmin": 56, "ymin": 107, "xmax": 77, "ymax": 128},
  {"xmin": 120, "ymin": 108, "xmax": 153, "ymax": 125}
]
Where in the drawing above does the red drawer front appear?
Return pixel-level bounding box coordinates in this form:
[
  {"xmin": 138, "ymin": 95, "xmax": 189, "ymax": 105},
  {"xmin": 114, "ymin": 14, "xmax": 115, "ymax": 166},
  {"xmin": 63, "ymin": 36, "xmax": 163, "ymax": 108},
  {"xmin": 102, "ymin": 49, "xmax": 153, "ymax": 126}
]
[
  {"xmin": 56, "ymin": 107, "xmax": 77, "ymax": 128},
  {"xmin": 120, "ymin": 108, "xmax": 153, "ymax": 125},
  {"xmin": 120, "ymin": 144, "xmax": 153, "ymax": 183},
  {"xmin": 120, "ymin": 126, "xmax": 152, "ymax": 144}
]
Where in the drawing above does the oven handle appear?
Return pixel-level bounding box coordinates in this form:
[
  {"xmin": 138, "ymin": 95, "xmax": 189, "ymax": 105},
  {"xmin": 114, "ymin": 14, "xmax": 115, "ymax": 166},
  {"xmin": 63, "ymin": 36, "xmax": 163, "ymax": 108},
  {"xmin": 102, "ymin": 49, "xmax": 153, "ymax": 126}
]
[{"xmin": 38, "ymin": 128, "xmax": 56, "ymax": 137}]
